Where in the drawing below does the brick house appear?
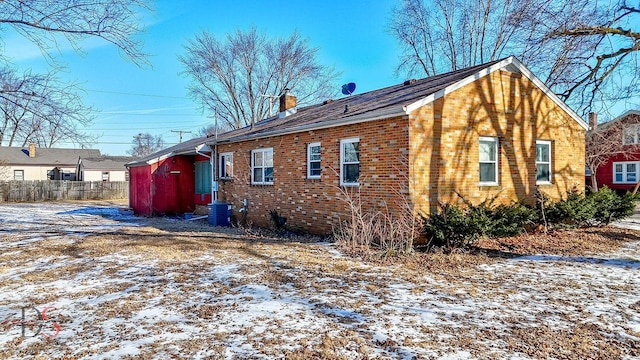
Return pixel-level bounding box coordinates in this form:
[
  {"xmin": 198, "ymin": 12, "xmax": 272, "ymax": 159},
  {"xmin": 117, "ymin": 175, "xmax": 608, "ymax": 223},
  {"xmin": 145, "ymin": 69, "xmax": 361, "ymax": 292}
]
[
  {"xmin": 127, "ymin": 57, "xmax": 586, "ymax": 231},
  {"xmin": 587, "ymin": 110, "xmax": 640, "ymax": 191},
  {"xmin": 196, "ymin": 56, "xmax": 587, "ymax": 234}
]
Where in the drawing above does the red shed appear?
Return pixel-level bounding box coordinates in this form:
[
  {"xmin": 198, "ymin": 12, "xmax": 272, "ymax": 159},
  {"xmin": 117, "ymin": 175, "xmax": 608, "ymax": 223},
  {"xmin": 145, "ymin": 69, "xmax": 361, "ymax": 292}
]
[{"xmin": 126, "ymin": 137, "xmax": 213, "ymax": 216}]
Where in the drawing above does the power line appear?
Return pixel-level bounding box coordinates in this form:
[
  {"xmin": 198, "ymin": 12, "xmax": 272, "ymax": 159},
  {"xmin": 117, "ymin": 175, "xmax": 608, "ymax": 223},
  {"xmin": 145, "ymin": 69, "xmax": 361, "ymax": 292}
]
[{"xmin": 86, "ymin": 89, "xmax": 190, "ymax": 99}]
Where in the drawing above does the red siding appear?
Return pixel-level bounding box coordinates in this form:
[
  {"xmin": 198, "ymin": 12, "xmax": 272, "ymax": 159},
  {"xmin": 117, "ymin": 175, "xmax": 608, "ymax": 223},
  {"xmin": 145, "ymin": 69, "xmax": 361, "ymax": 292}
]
[
  {"xmin": 595, "ymin": 152, "xmax": 640, "ymax": 191},
  {"xmin": 129, "ymin": 155, "xmax": 198, "ymax": 216},
  {"xmin": 129, "ymin": 165, "xmax": 152, "ymax": 216}
]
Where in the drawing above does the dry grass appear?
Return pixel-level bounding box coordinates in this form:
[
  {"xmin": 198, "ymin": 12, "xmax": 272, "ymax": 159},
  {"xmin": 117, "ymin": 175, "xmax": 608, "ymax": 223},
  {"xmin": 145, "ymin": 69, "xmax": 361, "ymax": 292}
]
[{"xmin": 1, "ymin": 202, "xmax": 639, "ymax": 359}]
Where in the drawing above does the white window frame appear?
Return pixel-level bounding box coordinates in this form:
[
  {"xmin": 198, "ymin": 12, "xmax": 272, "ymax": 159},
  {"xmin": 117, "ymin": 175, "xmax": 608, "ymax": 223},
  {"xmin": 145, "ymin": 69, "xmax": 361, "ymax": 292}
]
[
  {"xmin": 622, "ymin": 125, "xmax": 640, "ymax": 145},
  {"xmin": 479, "ymin": 136, "xmax": 499, "ymax": 185},
  {"xmin": 14, "ymin": 170, "xmax": 24, "ymax": 181},
  {"xmin": 536, "ymin": 140, "xmax": 552, "ymax": 184},
  {"xmin": 251, "ymin": 148, "xmax": 274, "ymax": 185},
  {"xmin": 307, "ymin": 142, "xmax": 321, "ymax": 179},
  {"xmin": 340, "ymin": 138, "xmax": 360, "ymax": 186},
  {"xmin": 101, "ymin": 171, "xmax": 110, "ymax": 182},
  {"xmin": 613, "ymin": 161, "xmax": 639, "ymax": 184},
  {"xmin": 219, "ymin": 152, "xmax": 234, "ymax": 179}
]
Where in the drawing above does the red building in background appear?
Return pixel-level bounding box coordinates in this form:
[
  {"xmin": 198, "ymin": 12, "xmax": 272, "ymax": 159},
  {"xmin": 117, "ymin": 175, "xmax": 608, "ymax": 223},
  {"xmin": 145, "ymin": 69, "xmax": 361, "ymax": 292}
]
[{"xmin": 589, "ymin": 110, "xmax": 640, "ymax": 192}]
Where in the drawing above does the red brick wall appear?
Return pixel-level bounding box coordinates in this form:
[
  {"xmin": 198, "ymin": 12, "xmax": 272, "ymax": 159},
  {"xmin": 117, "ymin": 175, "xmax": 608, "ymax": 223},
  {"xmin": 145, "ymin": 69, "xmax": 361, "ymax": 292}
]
[{"xmin": 216, "ymin": 118, "xmax": 409, "ymax": 234}]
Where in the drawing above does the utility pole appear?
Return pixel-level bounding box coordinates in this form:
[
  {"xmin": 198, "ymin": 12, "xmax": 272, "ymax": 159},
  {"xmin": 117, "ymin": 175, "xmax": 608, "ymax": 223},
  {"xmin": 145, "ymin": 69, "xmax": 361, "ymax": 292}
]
[{"xmin": 171, "ymin": 130, "xmax": 192, "ymax": 143}]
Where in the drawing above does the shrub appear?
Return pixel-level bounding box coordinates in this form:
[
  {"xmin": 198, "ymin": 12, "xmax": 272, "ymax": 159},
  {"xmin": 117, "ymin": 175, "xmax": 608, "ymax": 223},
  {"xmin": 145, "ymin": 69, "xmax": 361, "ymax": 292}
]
[
  {"xmin": 544, "ymin": 189, "xmax": 595, "ymax": 228},
  {"xmin": 423, "ymin": 203, "xmax": 479, "ymax": 252},
  {"xmin": 423, "ymin": 200, "xmax": 538, "ymax": 253},
  {"xmin": 590, "ymin": 186, "xmax": 639, "ymax": 225},
  {"xmin": 332, "ymin": 185, "xmax": 419, "ymax": 258},
  {"xmin": 489, "ymin": 202, "xmax": 538, "ymax": 237}
]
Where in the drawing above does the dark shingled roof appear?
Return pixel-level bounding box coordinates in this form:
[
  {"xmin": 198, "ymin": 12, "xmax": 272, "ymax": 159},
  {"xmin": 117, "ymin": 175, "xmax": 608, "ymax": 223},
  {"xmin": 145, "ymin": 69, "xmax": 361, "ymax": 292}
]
[
  {"xmin": 215, "ymin": 59, "xmax": 506, "ymax": 143},
  {"xmin": 79, "ymin": 156, "xmax": 134, "ymax": 171},
  {"xmin": 126, "ymin": 56, "xmax": 586, "ymax": 167},
  {"xmin": 126, "ymin": 136, "xmax": 210, "ymax": 167},
  {"xmin": 0, "ymin": 146, "xmax": 101, "ymax": 166}
]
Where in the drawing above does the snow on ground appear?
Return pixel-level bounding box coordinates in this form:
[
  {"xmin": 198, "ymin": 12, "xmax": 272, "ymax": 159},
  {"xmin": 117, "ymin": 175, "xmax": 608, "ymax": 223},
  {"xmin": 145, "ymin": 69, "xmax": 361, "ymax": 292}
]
[{"xmin": 0, "ymin": 202, "xmax": 639, "ymax": 359}]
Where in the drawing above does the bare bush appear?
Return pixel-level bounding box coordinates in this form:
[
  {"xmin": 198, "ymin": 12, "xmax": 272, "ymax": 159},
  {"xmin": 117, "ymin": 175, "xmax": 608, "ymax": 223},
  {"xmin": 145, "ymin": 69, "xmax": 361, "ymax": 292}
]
[{"xmin": 332, "ymin": 184, "xmax": 420, "ymax": 259}]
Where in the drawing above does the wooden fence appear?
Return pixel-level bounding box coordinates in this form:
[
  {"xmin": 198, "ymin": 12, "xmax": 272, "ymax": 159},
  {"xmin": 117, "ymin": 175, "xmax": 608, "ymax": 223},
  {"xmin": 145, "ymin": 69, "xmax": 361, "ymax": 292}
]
[{"xmin": 0, "ymin": 181, "xmax": 129, "ymax": 202}]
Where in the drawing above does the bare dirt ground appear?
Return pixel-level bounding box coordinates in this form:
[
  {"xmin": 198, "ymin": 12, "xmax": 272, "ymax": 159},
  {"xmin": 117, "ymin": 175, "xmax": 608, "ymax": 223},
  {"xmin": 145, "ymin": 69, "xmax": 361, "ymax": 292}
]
[{"xmin": 0, "ymin": 201, "xmax": 639, "ymax": 359}]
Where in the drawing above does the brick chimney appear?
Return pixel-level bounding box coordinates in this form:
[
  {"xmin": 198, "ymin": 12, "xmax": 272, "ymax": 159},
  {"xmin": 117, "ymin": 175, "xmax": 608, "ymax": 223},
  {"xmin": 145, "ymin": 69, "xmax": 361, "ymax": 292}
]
[
  {"xmin": 28, "ymin": 142, "xmax": 36, "ymax": 158},
  {"xmin": 588, "ymin": 112, "xmax": 598, "ymax": 130},
  {"xmin": 278, "ymin": 89, "xmax": 297, "ymax": 118}
]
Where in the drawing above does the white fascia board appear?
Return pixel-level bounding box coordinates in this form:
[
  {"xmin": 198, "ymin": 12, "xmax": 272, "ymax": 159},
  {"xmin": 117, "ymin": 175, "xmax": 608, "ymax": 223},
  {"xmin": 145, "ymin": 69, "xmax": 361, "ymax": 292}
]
[
  {"xmin": 126, "ymin": 152, "xmax": 175, "ymax": 168},
  {"xmin": 208, "ymin": 106, "xmax": 407, "ymax": 145},
  {"xmin": 403, "ymin": 56, "xmax": 589, "ymax": 131}
]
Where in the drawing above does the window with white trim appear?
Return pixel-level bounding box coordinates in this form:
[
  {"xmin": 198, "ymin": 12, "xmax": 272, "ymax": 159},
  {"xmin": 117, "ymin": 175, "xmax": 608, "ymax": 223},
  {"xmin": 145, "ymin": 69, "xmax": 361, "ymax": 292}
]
[
  {"xmin": 622, "ymin": 125, "xmax": 640, "ymax": 145},
  {"xmin": 307, "ymin": 142, "xmax": 321, "ymax": 179},
  {"xmin": 536, "ymin": 140, "xmax": 552, "ymax": 183},
  {"xmin": 219, "ymin": 152, "xmax": 233, "ymax": 179},
  {"xmin": 340, "ymin": 138, "xmax": 360, "ymax": 186},
  {"xmin": 251, "ymin": 148, "xmax": 273, "ymax": 185},
  {"xmin": 101, "ymin": 172, "xmax": 110, "ymax": 182},
  {"xmin": 479, "ymin": 137, "xmax": 498, "ymax": 184},
  {"xmin": 14, "ymin": 170, "xmax": 24, "ymax": 181},
  {"xmin": 613, "ymin": 161, "xmax": 639, "ymax": 183}
]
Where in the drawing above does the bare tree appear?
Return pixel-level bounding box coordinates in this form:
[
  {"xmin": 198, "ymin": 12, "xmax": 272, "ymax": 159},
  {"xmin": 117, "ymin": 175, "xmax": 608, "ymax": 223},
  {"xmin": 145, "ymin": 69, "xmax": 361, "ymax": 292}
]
[
  {"xmin": 196, "ymin": 123, "xmax": 232, "ymax": 138},
  {"xmin": 390, "ymin": 0, "xmax": 525, "ymax": 77},
  {"xmin": 180, "ymin": 27, "xmax": 339, "ymax": 130},
  {"xmin": 0, "ymin": 0, "xmax": 150, "ymax": 66},
  {"xmin": 389, "ymin": 0, "xmax": 640, "ymax": 116},
  {"xmin": 0, "ymin": 0, "xmax": 151, "ymax": 148},
  {"xmin": 0, "ymin": 67, "xmax": 94, "ymax": 147},
  {"xmin": 127, "ymin": 132, "xmax": 164, "ymax": 158}
]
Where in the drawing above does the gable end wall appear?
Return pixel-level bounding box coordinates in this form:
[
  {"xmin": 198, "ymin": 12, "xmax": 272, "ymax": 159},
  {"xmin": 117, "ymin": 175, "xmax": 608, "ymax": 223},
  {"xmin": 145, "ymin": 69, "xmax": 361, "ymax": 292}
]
[{"xmin": 409, "ymin": 69, "xmax": 586, "ymax": 214}]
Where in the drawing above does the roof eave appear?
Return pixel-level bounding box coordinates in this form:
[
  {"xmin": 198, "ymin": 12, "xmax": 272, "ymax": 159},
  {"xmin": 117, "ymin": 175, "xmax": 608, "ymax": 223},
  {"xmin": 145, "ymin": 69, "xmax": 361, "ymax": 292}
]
[{"xmin": 208, "ymin": 106, "xmax": 408, "ymax": 145}]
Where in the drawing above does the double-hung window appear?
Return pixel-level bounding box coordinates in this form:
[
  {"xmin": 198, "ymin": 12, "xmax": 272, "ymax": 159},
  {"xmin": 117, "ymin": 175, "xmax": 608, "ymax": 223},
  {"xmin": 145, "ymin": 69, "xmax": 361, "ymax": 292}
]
[
  {"xmin": 479, "ymin": 137, "xmax": 498, "ymax": 185},
  {"xmin": 340, "ymin": 138, "xmax": 360, "ymax": 186},
  {"xmin": 536, "ymin": 140, "xmax": 552, "ymax": 184},
  {"xmin": 14, "ymin": 170, "xmax": 24, "ymax": 181},
  {"xmin": 251, "ymin": 148, "xmax": 274, "ymax": 185},
  {"xmin": 307, "ymin": 142, "xmax": 321, "ymax": 179},
  {"xmin": 614, "ymin": 162, "xmax": 639, "ymax": 183},
  {"xmin": 219, "ymin": 152, "xmax": 233, "ymax": 179}
]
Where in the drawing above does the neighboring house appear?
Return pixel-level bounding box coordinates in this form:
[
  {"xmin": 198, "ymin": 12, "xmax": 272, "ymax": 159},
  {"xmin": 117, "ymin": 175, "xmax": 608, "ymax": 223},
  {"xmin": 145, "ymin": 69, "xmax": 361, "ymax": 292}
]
[
  {"xmin": 76, "ymin": 156, "xmax": 133, "ymax": 182},
  {"xmin": 0, "ymin": 144, "xmax": 101, "ymax": 181},
  {"xmin": 129, "ymin": 56, "xmax": 587, "ymax": 233},
  {"xmin": 588, "ymin": 110, "xmax": 640, "ymax": 191},
  {"xmin": 125, "ymin": 137, "xmax": 213, "ymax": 216}
]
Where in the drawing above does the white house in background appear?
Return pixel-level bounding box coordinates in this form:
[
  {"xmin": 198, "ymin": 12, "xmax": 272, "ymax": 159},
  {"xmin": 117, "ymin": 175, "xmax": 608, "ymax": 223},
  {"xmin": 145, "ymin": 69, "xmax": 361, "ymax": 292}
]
[
  {"xmin": 0, "ymin": 144, "xmax": 101, "ymax": 181},
  {"xmin": 76, "ymin": 156, "xmax": 132, "ymax": 182}
]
